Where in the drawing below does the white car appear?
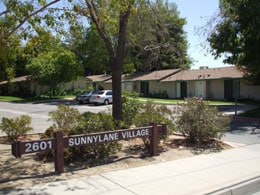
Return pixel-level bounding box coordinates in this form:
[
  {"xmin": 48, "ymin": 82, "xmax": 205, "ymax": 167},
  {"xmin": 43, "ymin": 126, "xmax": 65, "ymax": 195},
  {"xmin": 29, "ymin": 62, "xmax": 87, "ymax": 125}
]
[{"xmin": 89, "ymin": 90, "xmax": 113, "ymax": 105}]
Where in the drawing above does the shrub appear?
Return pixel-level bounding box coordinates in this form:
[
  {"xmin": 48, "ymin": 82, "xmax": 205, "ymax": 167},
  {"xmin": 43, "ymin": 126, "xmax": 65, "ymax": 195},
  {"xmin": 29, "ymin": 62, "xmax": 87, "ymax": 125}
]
[
  {"xmin": 174, "ymin": 98, "xmax": 230, "ymax": 144},
  {"xmin": 71, "ymin": 112, "xmax": 121, "ymax": 163},
  {"xmin": 0, "ymin": 115, "xmax": 33, "ymax": 142},
  {"xmin": 134, "ymin": 101, "xmax": 175, "ymax": 132},
  {"xmin": 133, "ymin": 101, "xmax": 175, "ymax": 144},
  {"xmin": 48, "ymin": 104, "xmax": 82, "ymax": 134},
  {"xmin": 121, "ymin": 91, "xmax": 141, "ymax": 128},
  {"xmin": 41, "ymin": 106, "xmax": 121, "ymax": 164}
]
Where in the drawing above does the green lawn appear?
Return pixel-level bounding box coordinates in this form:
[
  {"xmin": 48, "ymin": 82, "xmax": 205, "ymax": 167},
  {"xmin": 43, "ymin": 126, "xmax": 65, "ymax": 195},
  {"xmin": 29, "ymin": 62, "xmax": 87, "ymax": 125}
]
[
  {"xmin": 0, "ymin": 95, "xmax": 73, "ymax": 103},
  {"xmin": 0, "ymin": 96, "xmax": 26, "ymax": 102},
  {"xmin": 0, "ymin": 95, "xmax": 242, "ymax": 106},
  {"xmin": 137, "ymin": 97, "xmax": 236, "ymax": 105}
]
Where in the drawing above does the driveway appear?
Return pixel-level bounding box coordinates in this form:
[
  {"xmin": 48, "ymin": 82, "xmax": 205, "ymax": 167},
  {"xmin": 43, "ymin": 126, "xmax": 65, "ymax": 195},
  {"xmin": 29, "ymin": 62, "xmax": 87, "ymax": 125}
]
[{"xmin": 223, "ymin": 119, "xmax": 260, "ymax": 147}]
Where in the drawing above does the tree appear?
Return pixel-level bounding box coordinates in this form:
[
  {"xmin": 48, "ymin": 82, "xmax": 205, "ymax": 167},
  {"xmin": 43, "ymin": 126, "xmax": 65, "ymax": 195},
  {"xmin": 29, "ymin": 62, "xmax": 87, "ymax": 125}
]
[
  {"xmin": 207, "ymin": 0, "xmax": 260, "ymax": 84},
  {"xmin": 69, "ymin": 0, "xmax": 191, "ymax": 75},
  {"xmin": 0, "ymin": 0, "xmax": 61, "ymax": 81},
  {"xmin": 127, "ymin": 0, "xmax": 191, "ymax": 71},
  {"xmin": 26, "ymin": 48, "xmax": 82, "ymax": 97},
  {"xmin": 73, "ymin": 0, "xmax": 134, "ymax": 121},
  {"xmin": 68, "ymin": 26, "xmax": 109, "ymax": 75},
  {"xmin": 0, "ymin": 0, "xmax": 61, "ymax": 39}
]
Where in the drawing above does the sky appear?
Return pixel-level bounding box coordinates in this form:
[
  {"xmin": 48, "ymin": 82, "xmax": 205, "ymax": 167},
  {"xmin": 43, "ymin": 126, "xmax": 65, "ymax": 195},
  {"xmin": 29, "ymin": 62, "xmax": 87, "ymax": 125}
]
[{"xmin": 173, "ymin": 0, "xmax": 231, "ymax": 69}]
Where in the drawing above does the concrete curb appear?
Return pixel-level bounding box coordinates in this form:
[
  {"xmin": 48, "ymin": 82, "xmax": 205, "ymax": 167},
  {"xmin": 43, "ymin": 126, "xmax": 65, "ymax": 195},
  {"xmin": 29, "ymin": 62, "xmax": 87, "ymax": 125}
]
[{"xmin": 208, "ymin": 176, "xmax": 260, "ymax": 195}]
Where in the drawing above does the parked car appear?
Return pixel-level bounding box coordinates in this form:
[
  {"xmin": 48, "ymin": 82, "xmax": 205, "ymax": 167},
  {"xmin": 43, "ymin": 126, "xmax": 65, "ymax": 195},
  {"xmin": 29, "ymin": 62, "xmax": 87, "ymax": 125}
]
[
  {"xmin": 76, "ymin": 91, "xmax": 95, "ymax": 104},
  {"xmin": 89, "ymin": 90, "xmax": 113, "ymax": 105}
]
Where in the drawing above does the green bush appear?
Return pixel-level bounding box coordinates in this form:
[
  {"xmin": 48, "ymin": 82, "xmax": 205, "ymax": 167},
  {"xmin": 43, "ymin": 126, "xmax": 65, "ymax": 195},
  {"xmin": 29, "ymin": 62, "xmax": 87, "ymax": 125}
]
[
  {"xmin": 134, "ymin": 101, "xmax": 175, "ymax": 132},
  {"xmin": 121, "ymin": 91, "xmax": 141, "ymax": 128},
  {"xmin": 174, "ymin": 98, "xmax": 230, "ymax": 144},
  {"xmin": 41, "ymin": 106, "xmax": 121, "ymax": 164},
  {"xmin": 133, "ymin": 101, "xmax": 175, "ymax": 145},
  {"xmin": 0, "ymin": 115, "xmax": 33, "ymax": 142},
  {"xmin": 48, "ymin": 104, "xmax": 82, "ymax": 134}
]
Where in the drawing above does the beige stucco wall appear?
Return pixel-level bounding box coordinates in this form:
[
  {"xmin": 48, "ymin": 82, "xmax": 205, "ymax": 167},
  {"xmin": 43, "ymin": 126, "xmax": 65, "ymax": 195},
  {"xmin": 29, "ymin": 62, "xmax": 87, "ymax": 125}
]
[
  {"xmin": 148, "ymin": 81, "xmax": 160, "ymax": 95},
  {"xmin": 148, "ymin": 81, "xmax": 175, "ymax": 98},
  {"xmin": 62, "ymin": 77, "xmax": 87, "ymax": 90},
  {"xmin": 161, "ymin": 82, "xmax": 176, "ymax": 98},
  {"xmin": 207, "ymin": 80, "xmax": 224, "ymax": 100},
  {"xmin": 240, "ymin": 80, "xmax": 260, "ymax": 100},
  {"xmin": 29, "ymin": 77, "xmax": 87, "ymax": 96},
  {"xmin": 29, "ymin": 82, "xmax": 49, "ymax": 96},
  {"xmin": 122, "ymin": 82, "xmax": 133, "ymax": 93}
]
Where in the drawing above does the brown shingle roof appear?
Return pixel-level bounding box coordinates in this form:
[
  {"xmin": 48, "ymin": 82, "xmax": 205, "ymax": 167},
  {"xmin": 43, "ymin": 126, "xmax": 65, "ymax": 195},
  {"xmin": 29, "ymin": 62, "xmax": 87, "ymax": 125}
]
[
  {"xmin": 135, "ymin": 69, "xmax": 181, "ymax": 81},
  {"xmin": 104, "ymin": 69, "xmax": 181, "ymax": 83},
  {"xmin": 161, "ymin": 66, "xmax": 243, "ymax": 82},
  {"xmin": 86, "ymin": 74, "xmax": 112, "ymax": 82}
]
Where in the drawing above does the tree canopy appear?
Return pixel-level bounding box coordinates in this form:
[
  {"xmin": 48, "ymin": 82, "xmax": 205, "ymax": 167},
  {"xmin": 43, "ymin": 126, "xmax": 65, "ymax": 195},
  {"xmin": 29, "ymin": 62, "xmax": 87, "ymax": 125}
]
[
  {"xmin": 207, "ymin": 0, "xmax": 260, "ymax": 84},
  {"xmin": 26, "ymin": 48, "xmax": 82, "ymax": 97},
  {"xmin": 0, "ymin": 0, "xmax": 62, "ymax": 81},
  {"xmin": 127, "ymin": 0, "xmax": 191, "ymax": 72},
  {"xmin": 69, "ymin": 0, "xmax": 191, "ymax": 74}
]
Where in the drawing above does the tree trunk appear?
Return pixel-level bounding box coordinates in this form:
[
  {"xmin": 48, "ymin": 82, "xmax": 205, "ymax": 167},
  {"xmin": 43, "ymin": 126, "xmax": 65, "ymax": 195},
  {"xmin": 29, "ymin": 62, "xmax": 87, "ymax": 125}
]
[
  {"xmin": 111, "ymin": 62, "xmax": 122, "ymax": 121},
  {"xmin": 111, "ymin": 9, "xmax": 131, "ymax": 121}
]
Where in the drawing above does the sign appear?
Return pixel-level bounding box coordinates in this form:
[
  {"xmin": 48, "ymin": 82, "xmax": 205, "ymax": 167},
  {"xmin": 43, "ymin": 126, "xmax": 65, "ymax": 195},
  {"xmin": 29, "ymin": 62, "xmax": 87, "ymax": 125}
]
[
  {"xmin": 64, "ymin": 128, "xmax": 150, "ymax": 147},
  {"xmin": 12, "ymin": 138, "xmax": 54, "ymax": 157},
  {"xmin": 12, "ymin": 123, "xmax": 167, "ymax": 173}
]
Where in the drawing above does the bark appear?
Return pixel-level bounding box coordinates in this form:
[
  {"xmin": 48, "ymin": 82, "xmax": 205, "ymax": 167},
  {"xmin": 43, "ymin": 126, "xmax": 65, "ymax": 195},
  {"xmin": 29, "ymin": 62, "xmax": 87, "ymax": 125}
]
[
  {"xmin": 85, "ymin": 1, "xmax": 132, "ymax": 121},
  {"xmin": 111, "ymin": 8, "xmax": 131, "ymax": 121}
]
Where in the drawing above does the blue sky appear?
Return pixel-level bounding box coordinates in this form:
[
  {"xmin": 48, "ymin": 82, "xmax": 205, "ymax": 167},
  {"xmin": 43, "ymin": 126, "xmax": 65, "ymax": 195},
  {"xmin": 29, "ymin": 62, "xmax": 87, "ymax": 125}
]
[{"xmin": 173, "ymin": 0, "xmax": 231, "ymax": 69}]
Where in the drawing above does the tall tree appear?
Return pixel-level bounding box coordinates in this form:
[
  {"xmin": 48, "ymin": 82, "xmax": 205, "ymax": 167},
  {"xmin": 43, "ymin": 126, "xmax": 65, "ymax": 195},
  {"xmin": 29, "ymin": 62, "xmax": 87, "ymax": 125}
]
[
  {"xmin": 73, "ymin": 0, "xmax": 135, "ymax": 121},
  {"xmin": 207, "ymin": 0, "xmax": 260, "ymax": 84},
  {"xmin": 127, "ymin": 0, "xmax": 191, "ymax": 71}
]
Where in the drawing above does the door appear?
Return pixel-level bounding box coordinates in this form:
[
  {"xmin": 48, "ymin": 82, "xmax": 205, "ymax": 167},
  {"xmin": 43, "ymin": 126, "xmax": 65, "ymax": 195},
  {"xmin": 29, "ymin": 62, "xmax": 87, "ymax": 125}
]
[
  {"xmin": 224, "ymin": 80, "xmax": 233, "ymax": 100},
  {"xmin": 140, "ymin": 81, "xmax": 149, "ymax": 97},
  {"xmin": 181, "ymin": 81, "xmax": 187, "ymax": 99}
]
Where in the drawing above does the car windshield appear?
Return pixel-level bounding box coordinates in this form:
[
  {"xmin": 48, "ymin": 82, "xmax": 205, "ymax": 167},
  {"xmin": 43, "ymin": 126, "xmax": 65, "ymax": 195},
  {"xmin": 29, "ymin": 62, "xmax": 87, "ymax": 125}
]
[{"xmin": 82, "ymin": 91, "xmax": 92, "ymax": 95}]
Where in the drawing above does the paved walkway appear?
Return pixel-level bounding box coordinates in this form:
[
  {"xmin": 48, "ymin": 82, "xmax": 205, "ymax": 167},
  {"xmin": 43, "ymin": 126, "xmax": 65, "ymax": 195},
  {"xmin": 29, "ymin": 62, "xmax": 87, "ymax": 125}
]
[{"xmin": 7, "ymin": 143, "xmax": 260, "ymax": 195}]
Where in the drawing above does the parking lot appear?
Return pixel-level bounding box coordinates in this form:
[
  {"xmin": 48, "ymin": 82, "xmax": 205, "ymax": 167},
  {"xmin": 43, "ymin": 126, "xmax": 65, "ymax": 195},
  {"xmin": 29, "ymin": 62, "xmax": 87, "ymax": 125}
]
[
  {"xmin": 0, "ymin": 100, "xmax": 111, "ymax": 136},
  {"xmin": 0, "ymin": 101, "xmax": 259, "ymax": 146}
]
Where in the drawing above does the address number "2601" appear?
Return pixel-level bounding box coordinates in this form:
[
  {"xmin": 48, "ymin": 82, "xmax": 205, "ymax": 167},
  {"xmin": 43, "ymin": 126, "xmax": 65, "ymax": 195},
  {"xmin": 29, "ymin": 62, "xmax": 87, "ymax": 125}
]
[{"xmin": 25, "ymin": 141, "xmax": 52, "ymax": 153}]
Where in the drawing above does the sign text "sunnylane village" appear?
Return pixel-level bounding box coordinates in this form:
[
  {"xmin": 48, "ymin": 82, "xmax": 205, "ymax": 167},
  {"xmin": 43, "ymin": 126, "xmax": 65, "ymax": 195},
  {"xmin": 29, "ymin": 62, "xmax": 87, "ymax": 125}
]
[{"xmin": 67, "ymin": 128, "xmax": 149, "ymax": 147}]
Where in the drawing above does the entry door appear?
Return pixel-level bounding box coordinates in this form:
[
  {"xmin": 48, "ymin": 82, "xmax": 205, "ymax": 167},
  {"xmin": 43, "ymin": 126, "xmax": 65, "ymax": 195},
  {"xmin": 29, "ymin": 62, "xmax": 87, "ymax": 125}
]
[
  {"xmin": 181, "ymin": 81, "xmax": 187, "ymax": 99},
  {"xmin": 224, "ymin": 80, "xmax": 233, "ymax": 99},
  {"xmin": 140, "ymin": 81, "xmax": 149, "ymax": 97}
]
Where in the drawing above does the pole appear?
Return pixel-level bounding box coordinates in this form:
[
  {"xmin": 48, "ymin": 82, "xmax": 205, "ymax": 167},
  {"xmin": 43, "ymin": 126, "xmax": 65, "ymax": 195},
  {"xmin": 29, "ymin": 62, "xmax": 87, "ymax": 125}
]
[
  {"xmin": 54, "ymin": 131, "xmax": 64, "ymax": 174},
  {"xmin": 149, "ymin": 122, "xmax": 158, "ymax": 156}
]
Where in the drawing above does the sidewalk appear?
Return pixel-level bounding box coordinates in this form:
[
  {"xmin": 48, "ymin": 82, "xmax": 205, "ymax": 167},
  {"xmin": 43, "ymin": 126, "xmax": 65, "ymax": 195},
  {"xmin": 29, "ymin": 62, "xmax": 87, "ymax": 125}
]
[{"xmin": 7, "ymin": 144, "xmax": 260, "ymax": 195}]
